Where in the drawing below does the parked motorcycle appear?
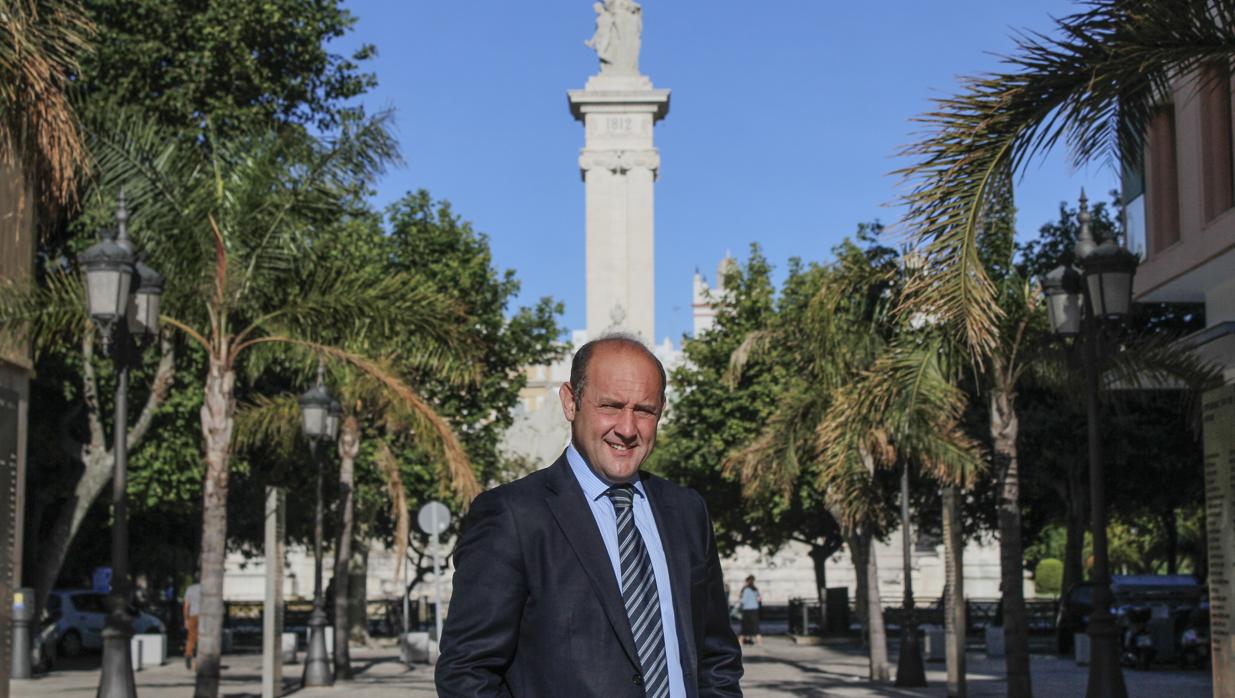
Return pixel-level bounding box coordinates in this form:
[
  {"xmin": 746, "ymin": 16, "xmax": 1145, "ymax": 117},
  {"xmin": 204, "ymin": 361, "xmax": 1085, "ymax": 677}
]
[
  {"xmin": 1175, "ymin": 604, "xmax": 1210, "ymax": 669},
  {"xmin": 1119, "ymin": 606, "xmax": 1155, "ymax": 670}
]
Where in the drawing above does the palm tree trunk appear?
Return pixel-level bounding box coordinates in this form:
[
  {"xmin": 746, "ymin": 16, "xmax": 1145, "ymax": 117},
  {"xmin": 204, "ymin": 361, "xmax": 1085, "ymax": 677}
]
[
  {"xmin": 991, "ymin": 385, "xmax": 1032, "ymax": 698},
  {"xmin": 848, "ymin": 527, "xmax": 890, "ymax": 681},
  {"xmin": 333, "ymin": 416, "xmax": 360, "ymax": 679},
  {"xmin": 943, "ymin": 484, "xmax": 966, "ymax": 697},
  {"xmin": 194, "ymin": 357, "xmax": 235, "ymax": 698}
]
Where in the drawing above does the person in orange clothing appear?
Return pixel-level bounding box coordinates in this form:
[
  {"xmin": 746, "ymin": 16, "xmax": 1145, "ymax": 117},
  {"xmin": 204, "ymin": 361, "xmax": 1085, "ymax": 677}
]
[{"xmin": 183, "ymin": 579, "xmax": 201, "ymax": 670}]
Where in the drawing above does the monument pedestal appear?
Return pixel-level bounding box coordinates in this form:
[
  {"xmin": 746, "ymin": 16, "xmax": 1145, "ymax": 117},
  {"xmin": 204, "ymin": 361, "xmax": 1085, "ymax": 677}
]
[{"xmin": 568, "ymin": 75, "xmax": 669, "ymax": 344}]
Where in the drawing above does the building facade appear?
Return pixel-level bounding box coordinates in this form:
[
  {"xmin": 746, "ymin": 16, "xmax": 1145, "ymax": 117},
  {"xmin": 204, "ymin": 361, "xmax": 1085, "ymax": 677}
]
[{"xmin": 1123, "ymin": 64, "xmax": 1235, "ymax": 696}]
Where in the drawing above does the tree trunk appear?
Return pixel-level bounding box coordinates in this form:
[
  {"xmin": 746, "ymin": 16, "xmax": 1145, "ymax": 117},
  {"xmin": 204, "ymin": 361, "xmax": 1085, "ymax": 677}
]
[
  {"xmin": 348, "ymin": 546, "xmax": 368, "ymax": 643},
  {"xmin": 848, "ymin": 527, "xmax": 890, "ymax": 682},
  {"xmin": 1061, "ymin": 460, "xmax": 1086, "ymax": 596},
  {"xmin": 991, "ymin": 384, "xmax": 1032, "ymax": 698},
  {"xmin": 808, "ymin": 544, "xmax": 829, "ymax": 610},
  {"xmin": 943, "ymin": 484, "xmax": 966, "ymax": 697},
  {"xmin": 194, "ymin": 358, "xmax": 235, "ymax": 698},
  {"xmin": 34, "ymin": 450, "xmax": 112, "ymax": 611},
  {"xmin": 807, "ymin": 538, "xmax": 841, "ymax": 632},
  {"xmin": 1163, "ymin": 510, "xmax": 1178, "ymax": 575},
  {"xmin": 333, "ymin": 416, "xmax": 360, "ymax": 679},
  {"xmin": 33, "ymin": 330, "xmax": 175, "ymax": 612}
]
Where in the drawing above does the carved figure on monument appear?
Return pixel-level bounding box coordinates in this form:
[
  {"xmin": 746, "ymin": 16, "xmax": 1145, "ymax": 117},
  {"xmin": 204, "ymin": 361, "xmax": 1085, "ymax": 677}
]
[{"xmin": 585, "ymin": 0, "xmax": 641, "ymax": 76}]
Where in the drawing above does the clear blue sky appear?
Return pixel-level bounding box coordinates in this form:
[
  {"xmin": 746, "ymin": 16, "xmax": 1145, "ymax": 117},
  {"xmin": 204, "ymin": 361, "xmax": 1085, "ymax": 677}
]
[{"xmin": 336, "ymin": 1, "xmax": 1119, "ymax": 345}]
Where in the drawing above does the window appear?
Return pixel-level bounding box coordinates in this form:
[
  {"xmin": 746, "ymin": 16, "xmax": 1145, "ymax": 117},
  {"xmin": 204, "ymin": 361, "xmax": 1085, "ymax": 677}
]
[
  {"xmin": 72, "ymin": 593, "xmax": 108, "ymax": 613},
  {"xmin": 1146, "ymin": 106, "xmax": 1181, "ymax": 253},
  {"xmin": 1200, "ymin": 62, "xmax": 1235, "ymax": 221}
]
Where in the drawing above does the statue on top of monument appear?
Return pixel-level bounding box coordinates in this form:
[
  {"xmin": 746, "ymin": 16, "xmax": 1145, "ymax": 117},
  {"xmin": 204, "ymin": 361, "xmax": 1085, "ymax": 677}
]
[{"xmin": 585, "ymin": 0, "xmax": 641, "ymax": 76}]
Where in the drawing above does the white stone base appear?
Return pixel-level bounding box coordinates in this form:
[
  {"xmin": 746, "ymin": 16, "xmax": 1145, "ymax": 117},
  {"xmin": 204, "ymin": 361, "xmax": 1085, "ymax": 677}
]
[
  {"xmin": 281, "ymin": 632, "xmax": 297, "ymax": 664},
  {"xmin": 132, "ymin": 634, "xmax": 166, "ymax": 667}
]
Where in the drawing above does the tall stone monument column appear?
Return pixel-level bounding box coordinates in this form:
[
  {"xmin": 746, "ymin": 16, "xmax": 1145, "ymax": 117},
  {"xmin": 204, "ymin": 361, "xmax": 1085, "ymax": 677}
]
[{"xmin": 568, "ymin": 0, "xmax": 669, "ymax": 343}]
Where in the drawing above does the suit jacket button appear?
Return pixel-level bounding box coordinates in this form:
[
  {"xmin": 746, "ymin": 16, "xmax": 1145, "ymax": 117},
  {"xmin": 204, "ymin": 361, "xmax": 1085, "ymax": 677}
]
[{"xmin": 633, "ymin": 673, "xmax": 643, "ymax": 686}]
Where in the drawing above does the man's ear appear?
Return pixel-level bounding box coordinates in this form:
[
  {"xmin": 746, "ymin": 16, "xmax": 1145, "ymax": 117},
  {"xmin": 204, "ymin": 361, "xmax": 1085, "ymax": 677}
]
[{"xmin": 559, "ymin": 382, "xmax": 577, "ymax": 422}]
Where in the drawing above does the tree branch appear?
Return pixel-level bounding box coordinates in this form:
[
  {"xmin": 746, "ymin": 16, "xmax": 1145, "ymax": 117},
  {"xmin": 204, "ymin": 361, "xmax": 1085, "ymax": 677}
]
[
  {"xmin": 79, "ymin": 331, "xmax": 105, "ymax": 452},
  {"xmin": 127, "ymin": 329, "xmax": 176, "ymax": 450}
]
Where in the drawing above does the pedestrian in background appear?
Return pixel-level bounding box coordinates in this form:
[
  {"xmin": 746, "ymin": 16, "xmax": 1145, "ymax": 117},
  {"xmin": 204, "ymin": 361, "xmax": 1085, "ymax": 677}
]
[
  {"xmin": 739, "ymin": 575, "xmax": 762, "ymax": 647},
  {"xmin": 183, "ymin": 579, "xmax": 201, "ymax": 670}
]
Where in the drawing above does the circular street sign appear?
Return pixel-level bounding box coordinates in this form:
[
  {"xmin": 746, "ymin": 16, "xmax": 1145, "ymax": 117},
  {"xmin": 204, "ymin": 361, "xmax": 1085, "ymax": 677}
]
[{"xmin": 417, "ymin": 501, "xmax": 451, "ymax": 536}]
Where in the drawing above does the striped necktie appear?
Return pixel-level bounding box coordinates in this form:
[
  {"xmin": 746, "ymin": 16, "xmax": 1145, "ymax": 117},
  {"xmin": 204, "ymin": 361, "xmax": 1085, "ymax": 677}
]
[{"xmin": 605, "ymin": 484, "xmax": 670, "ymax": 698}]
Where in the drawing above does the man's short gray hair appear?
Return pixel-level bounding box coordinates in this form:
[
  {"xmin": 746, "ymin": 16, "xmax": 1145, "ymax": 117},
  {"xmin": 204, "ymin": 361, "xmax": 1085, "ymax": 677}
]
[{"xmin": 568, "ymin": 333, "xmax": 666, "ymax": 407}]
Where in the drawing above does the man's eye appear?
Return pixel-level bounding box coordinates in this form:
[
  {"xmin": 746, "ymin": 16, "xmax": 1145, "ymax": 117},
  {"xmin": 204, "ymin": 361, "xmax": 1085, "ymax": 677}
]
[{"xmin": 597, "ymin": 404, "xmax": 620, "ymax": 413}]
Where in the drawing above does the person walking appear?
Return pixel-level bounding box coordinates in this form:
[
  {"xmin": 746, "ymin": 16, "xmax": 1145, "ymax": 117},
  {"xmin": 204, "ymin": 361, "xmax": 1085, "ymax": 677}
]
[
  {"xmin": 183, "ymin": 579, "xmax": 202, "ymax": 670},
  {"xmin": 739, "ymin": 576, "xmax": 762, "ymax": 647}
]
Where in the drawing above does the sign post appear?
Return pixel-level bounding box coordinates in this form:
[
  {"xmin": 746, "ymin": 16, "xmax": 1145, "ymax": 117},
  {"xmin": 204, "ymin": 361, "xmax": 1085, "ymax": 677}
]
[{"xmin": 417, "ymin": 502, "xmax": 451, "ymax": 643}]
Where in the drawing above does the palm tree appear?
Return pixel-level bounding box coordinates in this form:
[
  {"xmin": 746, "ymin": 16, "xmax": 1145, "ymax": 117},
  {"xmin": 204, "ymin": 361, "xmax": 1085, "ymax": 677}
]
[
  {"xmin": 895, "ymin": 0, "xmax": 1235, "ymax": 358},
  {"xmin": 725, "ymin": 238, "xmax": 982, "ymax": 683},
  {"xmin": 0, "ymin": 0, "xmax": 92, "ymax": 206},
  {"xmin": 86, "ymin": 112, "xmax": 479, "ymax": 697},
  {"xmin": 723, "ymin": 241, "xmax": 896, "ymax": 681},
  {"xmin": 236, "ymin": 352, "xmax": 477, "ymax": 678}
]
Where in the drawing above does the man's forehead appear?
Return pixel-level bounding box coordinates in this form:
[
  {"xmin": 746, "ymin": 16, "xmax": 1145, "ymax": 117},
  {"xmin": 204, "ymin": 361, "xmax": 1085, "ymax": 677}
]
[{"xmin": 588, "ymin": 342, "xmax": 659, "ymax": 376}]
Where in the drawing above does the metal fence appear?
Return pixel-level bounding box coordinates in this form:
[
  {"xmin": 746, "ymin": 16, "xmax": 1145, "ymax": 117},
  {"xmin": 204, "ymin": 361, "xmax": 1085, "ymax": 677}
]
[
  {"xmin": 785, "ymin": 596, "xmax": 1060, "ymax": 636},
  {"xmin": 222, "ymin": 598, "xmax": 431, "ymax": 649}
]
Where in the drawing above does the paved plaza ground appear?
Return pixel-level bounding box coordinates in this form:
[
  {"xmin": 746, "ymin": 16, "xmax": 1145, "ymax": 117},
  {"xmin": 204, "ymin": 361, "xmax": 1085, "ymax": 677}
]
[{"xmin": 10, "ymin": 636, "xmax": 1212, "ymax": 697}]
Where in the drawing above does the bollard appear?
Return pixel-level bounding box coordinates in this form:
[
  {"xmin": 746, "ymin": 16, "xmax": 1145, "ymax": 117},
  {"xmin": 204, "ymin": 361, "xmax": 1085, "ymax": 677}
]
[{"xmin": 11, "ymin": 587, "xmax": 34, "ymax": 679}]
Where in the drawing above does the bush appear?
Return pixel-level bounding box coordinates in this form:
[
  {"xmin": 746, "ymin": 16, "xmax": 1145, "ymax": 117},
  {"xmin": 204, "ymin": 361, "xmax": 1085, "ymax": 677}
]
[{"xmin": 1034, "ymin": 558, "xmax": 1063, "ymax": 597}]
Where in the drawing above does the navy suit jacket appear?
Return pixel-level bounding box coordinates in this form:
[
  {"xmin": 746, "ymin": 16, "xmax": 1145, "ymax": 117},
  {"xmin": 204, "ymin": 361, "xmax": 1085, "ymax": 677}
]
[{"xmin": 435, "ymin": 454, "xmax": 743, "ymax": 697}]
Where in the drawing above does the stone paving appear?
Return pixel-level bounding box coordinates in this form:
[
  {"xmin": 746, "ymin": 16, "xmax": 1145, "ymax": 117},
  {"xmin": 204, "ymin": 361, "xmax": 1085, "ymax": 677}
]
[{"xmin": 9, "ymin": 637, "xmax": 1213, "ymax": 697}]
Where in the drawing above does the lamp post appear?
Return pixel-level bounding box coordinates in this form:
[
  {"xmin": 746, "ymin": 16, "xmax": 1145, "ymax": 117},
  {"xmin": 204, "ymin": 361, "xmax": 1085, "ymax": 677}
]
[
  {"xmin": 79, "ymin": 194, "xmax": 163, "ymax": 698},
  {"xmin": 1041, "ymin": 192, "xmax": 1137, "ymax": 698},
  {"xmin": 299, "ymin": 362, "xmax": 338, "ymax": 687}
]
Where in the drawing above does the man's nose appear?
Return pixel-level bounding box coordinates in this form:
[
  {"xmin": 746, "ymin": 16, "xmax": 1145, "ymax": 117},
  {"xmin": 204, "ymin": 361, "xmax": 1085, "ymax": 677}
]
[{"xmin": 614, "ymin": 408, "xmax": 638, "ymax": 438}]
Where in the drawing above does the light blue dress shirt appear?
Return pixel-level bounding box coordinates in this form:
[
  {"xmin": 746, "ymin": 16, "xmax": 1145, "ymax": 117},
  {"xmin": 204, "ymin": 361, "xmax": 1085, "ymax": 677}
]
[{"xmin": 566, "ymin": 444, "xmax": 686, "ymax": 697}]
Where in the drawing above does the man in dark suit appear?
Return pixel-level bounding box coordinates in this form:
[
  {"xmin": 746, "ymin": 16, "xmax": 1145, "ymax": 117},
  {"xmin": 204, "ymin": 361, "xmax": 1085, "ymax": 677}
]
[{"xmin": 436, "ymin": 335, "xmax": 743, "ymax": 697}]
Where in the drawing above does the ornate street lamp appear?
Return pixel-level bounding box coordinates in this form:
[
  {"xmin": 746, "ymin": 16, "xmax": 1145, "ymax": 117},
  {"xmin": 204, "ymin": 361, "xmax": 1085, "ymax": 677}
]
[
  {"xmin": 126, "ymin": 258, "xmax": 165, "ymax": 338},
  {"xmin": 1041, "ymin": 263, "xmax": 1083, "ymax": 337},
  {"xmin": 1041, "ymin": 191, "xmax": 1135, "ymax": 698},
  {"xmin": 80, "ymin": 206, "xmax": 135, "ymax": 343},
  {"xmin": 80, "ymin": 193, "xmax": 163, "ymax": 698},
  {"xmin": 299, "ymin": 361, "xmax": 336, "ymax": 687}
]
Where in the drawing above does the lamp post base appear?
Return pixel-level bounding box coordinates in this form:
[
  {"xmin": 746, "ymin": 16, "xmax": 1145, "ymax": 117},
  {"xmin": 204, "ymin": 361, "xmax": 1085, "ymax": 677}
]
[
  {"xmin": 97, "ymin": 616, "xmax": 137, "ymax": 698},
  {"xmin": 895, "ymin": 628, "xmax": 928, "ymax": 687},
  {"xmin": 1085, "ymin": 616, "xmax": 1127, "ymax": 698},
  {"xmin": 303, "ymin": 607, "xmax": 334, "ymax": 687}
]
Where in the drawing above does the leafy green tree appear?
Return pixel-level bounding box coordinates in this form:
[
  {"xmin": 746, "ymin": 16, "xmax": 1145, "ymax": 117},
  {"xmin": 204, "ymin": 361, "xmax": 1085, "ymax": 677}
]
[
  {"xmin": 12, "ymin": 0, "xmax": 383, "ymax": 613},
  {"xmin": 84, "ymin": 111, "xmax": 480, "ymax": 697},
  {"xmin": 79, "ymin": 0, "xmax": 375, "ymax": 138},
  {"xmin": 234, "ymin": 197, "xmax": 562, "ymax": 674}
]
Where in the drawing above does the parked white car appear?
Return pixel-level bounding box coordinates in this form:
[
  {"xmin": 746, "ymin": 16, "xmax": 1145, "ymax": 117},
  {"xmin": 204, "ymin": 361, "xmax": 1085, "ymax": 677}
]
[{"xmin": 47, "ymin": 590, "xmax": 165, "ymax": 657}]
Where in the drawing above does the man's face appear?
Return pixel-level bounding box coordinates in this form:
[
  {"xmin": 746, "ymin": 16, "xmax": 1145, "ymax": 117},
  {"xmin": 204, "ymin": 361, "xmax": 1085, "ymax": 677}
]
[{"xmin": 560, "ymin": 344, "xmax": 663, "ymax": 483}]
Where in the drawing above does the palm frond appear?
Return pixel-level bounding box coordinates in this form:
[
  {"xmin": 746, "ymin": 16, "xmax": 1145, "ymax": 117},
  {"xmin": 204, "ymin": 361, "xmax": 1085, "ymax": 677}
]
[
  {"xmin": 374, "ymin": 440, "xmax": 411, "ymax": 586},
  {"xmin": 0, "ymin": 0, "xmax": 93, "ymax": 205},
  {"xmin": 896, "ymin": 0, "xmax": 1235, "ymax": 358},
  {"xmin": 242, "ymin": 337, "xmax": 480, "ymax": 503},
  {"xmin": 0, "ymin": 264, "xmax": 88, "ymax": 357},
  {"xmin": 232, "ymin": 393, "xmax": 302, "ymax": 456}
]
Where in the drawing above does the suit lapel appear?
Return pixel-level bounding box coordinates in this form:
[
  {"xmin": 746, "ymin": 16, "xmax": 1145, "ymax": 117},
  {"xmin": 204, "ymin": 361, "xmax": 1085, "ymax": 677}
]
[
  {"xmin": 643, "ymin": 475, "xmax": 699, "ymax": 676},
  {"xmin": 543, "ymin": 456, "xmax": 641, "ymax": 669}
]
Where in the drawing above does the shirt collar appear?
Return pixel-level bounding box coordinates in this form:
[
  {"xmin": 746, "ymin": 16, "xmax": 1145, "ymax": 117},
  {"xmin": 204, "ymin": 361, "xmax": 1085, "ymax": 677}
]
[{"xmin": 566, "ymin": 443, "xmax": 646, "ymax": 502}]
